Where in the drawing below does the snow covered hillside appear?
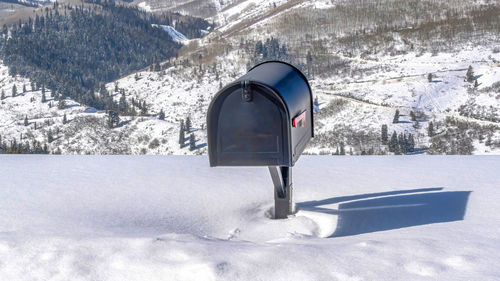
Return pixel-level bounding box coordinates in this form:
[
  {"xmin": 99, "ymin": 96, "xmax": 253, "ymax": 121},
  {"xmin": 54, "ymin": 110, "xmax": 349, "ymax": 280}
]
[
  {"xmin": 0, "ymin": 0, "xmax": 499, "ymax": 155},
  {"xmin": 0, "ymin": 156, "xmax": 499, "ymax": 280}
]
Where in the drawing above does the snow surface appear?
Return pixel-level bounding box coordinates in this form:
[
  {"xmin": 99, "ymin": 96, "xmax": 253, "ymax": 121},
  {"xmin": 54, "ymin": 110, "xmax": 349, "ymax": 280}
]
[
  {"xmin": 1, "ymin": 156, "xmax": 499, "ymax": 280},
  {"xmin": 152, "ymin": 24, "xmax": 189, "ymax": 43}
]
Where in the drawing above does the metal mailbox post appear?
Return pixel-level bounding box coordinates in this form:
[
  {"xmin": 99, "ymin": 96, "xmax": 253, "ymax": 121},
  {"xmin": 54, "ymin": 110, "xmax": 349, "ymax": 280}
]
[{"xmin": 207, "ymin": 61, "xmax": 313, "ymax": 219}]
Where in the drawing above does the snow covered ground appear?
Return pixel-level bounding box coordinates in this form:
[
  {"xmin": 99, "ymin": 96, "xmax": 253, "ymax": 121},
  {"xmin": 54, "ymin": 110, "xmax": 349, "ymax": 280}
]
[{"xmin": 1, "ymin": 156, "xmax": 499, "ymax": 280}]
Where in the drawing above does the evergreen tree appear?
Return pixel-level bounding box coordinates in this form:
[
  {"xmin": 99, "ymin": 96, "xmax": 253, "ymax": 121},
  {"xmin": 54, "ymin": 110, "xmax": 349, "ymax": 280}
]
[
  {"xmin": 118, "ymin": 92, "xmax": 127, "ymax": 114},
  {"xmin": 428, "ymin": 121, "xmax": 435, "ymax": 137},
  {"xmin": 427, "ymin": 73, "xmax": 433, "ymax": 82},
  {"xmin": 12, "ymin": 85, "xmax": 17, "ymax": 97},
  {"xmin": 474, "ymin": 79, "xmax": 479, "ymax": 88},
  {"xmin": 58, "ymin": 98, "xmax": 66, "ymax": 109},
  {"xmin": 140, "ymin": 101, "xmax": 147, "ymax": 116},
  {"xmin": 62, "ymin": 113, "xmax": 67, "ymax": 124},
  {"xmin": 409, "ymin": 111, "xmax": 416, "ymax": 121},
  {"xmin": 392, "ymin": 109, "xmax": 399, "ymax": 123},
  {"xmin": 179, "ymin": 124, "xmax": 185, "ymax": 147},
  {"xmin": 466, "ymin": 65, "xmax": 474, "ymax": 83},
  {"xmin": 159, "ymin": 109, "xmax": 165, "ymax": 120},
  {"xmin": 185, "ymin": 116, "xmax": 192, "ymax": 132},
  {"xmin": 41, "ymin": 91, "xmax": 46, "ymax": 103},
  {"xmin": 389, "ymin": 131, "xmax": 398, "ymax": 153},
  {"xmin": 339, "ymin": 142, "xmax": 345, "ymax": 155},
  {"xmin": 47, "ymin": 129, "xmax": 53, "ymax": 143},
  {"xmin": 408, "ymin": 134, "xmax": 415, "ymax": 152},
  {"xmin": 24, "ymin": 115, "xmax": 28, "ymax": 126},
  {"xmin": 189, "ymin": 133, "xmax": 196, "ymax": 151},
  {"xmin": 1, "ymin": 90, "xmax": 4, "ymax": 100},
  {"xmin": 398, "ymin": 133, "xmax": 406, "ymax": 154},
  {"xmin": 107, "ymin": 111, "xmax": 120, "ymax": 128},
  {"xmin": 381, "ymin": 124, "xmax": 388, "ymax": 144},
  {"xmin": 23, "ymin": 84, "xmax": 27, "ymax": 93},
  {"xmin": 335, "ymin": 147, "xmax": 339, "ymax": 155}
]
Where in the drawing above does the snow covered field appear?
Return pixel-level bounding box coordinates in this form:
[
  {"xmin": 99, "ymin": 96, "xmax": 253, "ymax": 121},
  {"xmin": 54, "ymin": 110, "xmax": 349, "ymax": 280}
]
[{"xmin": 1, "ymin": 156, "xmax": 499, "ymax": 280}]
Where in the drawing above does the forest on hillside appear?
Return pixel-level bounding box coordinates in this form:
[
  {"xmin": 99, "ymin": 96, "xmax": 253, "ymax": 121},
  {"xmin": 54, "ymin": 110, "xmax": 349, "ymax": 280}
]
[{"xmin": 0, "ymin": 0, "xmax": 211, "ymax": 112}]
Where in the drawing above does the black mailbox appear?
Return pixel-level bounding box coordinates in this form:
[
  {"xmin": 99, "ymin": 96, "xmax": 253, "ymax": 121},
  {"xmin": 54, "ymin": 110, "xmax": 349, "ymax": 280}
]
[
  {"xmin": 207, "ymin": 61, "xmax": 313, "ymax": 167},
  {"xmin": 207, "ymin": 61, "xmax": 313, "ymax": 219}
]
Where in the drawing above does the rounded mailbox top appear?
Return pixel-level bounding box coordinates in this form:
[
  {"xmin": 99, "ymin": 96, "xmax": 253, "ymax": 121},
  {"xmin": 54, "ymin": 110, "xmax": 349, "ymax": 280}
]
[{"xmin": 236, "ymin": 61, "xmax": 313, "ymax": 130}]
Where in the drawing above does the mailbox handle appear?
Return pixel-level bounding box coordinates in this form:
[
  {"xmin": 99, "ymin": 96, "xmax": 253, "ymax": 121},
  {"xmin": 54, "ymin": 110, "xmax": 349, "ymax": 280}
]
[{"xmin": 241, "ymin": 80, "xmax": 253, "ymax": 102}]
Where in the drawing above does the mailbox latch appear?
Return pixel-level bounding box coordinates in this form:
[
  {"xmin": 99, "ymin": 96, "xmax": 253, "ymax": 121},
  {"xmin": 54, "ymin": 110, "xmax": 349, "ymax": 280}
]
[{"xmin": 241, "ymin": 80, "xmax": 253, "ymax": 102}]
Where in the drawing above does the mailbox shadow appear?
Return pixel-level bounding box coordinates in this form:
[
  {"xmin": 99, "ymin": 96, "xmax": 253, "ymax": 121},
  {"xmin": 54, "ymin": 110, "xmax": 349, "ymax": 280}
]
[{"xmin": 298, "ymin": 187, "xmax": 471, "ymax": 237}]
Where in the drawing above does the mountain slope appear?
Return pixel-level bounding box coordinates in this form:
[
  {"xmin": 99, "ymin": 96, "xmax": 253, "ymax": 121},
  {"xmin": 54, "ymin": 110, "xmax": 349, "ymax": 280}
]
[{"xmin": 0, "ymin": 0, "xmax": 499, "ymax": 155}]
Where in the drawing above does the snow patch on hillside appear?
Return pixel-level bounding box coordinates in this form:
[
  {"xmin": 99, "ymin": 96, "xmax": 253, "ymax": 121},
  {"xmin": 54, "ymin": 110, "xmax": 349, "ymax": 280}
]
[
  {"xmin": 138, "ymin": 1, "xmax": 152, "ymax": 12},
  {"xmin": 153, "ymin": 24, "xmax": 189, "ymax": 42}
]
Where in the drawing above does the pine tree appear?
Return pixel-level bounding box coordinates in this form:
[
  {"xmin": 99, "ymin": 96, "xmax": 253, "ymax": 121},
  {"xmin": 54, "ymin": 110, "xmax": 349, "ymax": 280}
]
[
  {"xmin": 41, "ymin": 91, "xmax": 46, "ymax": 103},
  {"xmin": 389, "ymin": 131, "xmax": 398, "ymax": 153},
  {"xmin": 335, "ymin": 147, "xmax": 339, "ymax": 155},
  {"xmin": 408, "ymin": 134, "xmax": 415, "ymax": 152},
  {"xmin": 339, "ymin": 142, "xmax": 345, "ymax": 155},
  {"xmin": 12, "ymin": 85, "xmax": 17, "ymax": 97},
  {"xmin": 140, "ymin": 101, "xmax": 147, "ymax": 116},
  {"xmin": 47, "ymin": 129, "xmax": 53, "ymax": 143},
  {"xmin": 428, "ymin": 121, "xmax": 435, "ymax": 137},
  {"xmin": 474, "ymin": 79, "xmax": 479, "ymax": 88},
  {"xmin": 392, "ymin": 109, "xmax": 399, "ymax": 123},
  {"xmin": 107, "ymin": 111, "xmax": 120, "ymax": 128},
  {"xmin": 409, "ymin": 111, "xmax": 416, "ymax": 121},
  {"xmin": 398, "ymin": 133, "xmax": 406, "ymax": 154},
  {"xmin": 189, "ymin": 133, "xmax": 196, "ymax": 151},
  {"xmin": 466, "ymin": 65, "xmax": 474, "ymax": 83},
  {"xmin": 24, "ymin": 115, "xmax": 28, "ymax": 126},
  {"xmin": 381, "ymin": 124, "xmax": 388, "ymax": 144},
  {"xmin": 1, "ymin": 90, "xmax": 5, "ymax": 100},
  {"xmin": 185, "ymin": 116, "xmax": 192, "ymax": 132},
  {"xmin": 179, "ymin": 124, "xmax": 185, "ymax": 147},
  {"xmin": 62, "ymin": 113, "xmax": 67, "ymax": 124},
  {"xmin": 427, "ymin": 73, "xmax": 433, "ymax": 82},
  {"xmin": 58, "ymin": 98, "xmax": 66, "ymax": 109},
  {"xmin": 159, "ymin": 109, "xmax": 165, "ymax": 120},
  {"xmin": 23, "ymin": 84, "xmax": 27, "ymax": 93}
]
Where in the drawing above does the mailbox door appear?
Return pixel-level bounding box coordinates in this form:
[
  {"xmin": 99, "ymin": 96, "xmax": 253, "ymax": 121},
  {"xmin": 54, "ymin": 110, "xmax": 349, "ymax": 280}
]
[{"xmin": 208, "ymin": 83, "xmax": 291, "ymax": 166}]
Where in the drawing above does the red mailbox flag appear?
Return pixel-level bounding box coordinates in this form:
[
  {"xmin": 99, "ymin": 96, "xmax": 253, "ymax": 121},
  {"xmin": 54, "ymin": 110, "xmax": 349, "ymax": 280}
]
[{"xmin": 293, "ymin": 111, "xmax": 306, "ymax": 128}]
